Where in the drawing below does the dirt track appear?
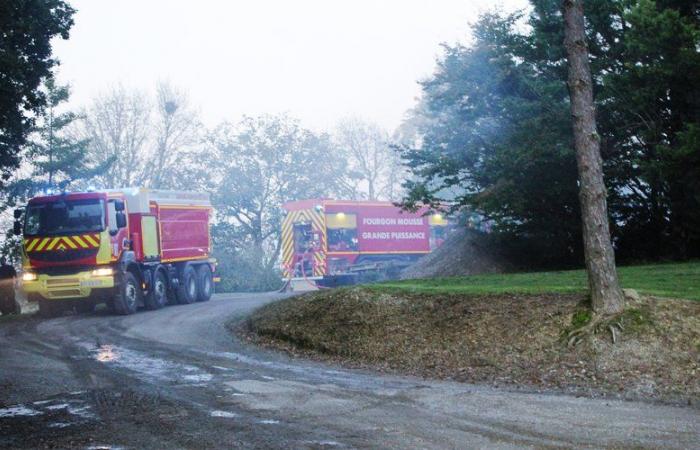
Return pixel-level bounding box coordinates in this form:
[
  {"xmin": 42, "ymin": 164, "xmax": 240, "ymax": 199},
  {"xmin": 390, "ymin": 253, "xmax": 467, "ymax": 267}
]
[{"xmin": 0, "ymin": 293, "xmax": 698, "ymax": 449}]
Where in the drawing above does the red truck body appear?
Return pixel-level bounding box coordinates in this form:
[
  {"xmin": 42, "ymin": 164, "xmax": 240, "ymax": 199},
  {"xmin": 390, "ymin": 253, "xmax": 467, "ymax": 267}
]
[{"xmin": 128, "ymin": 193, "xmax": 211, "ymax": 263}]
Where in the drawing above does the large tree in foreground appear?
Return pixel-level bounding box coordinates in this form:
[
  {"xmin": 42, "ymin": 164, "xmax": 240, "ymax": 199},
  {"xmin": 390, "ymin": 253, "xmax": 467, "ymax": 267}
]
[
  {"xmin": 0, "ymin": 0, "xmax": 75, "ymax": 188},
  {"xmin": 562, "ymin": 0, "xmax": 624, "ymax": 314}
]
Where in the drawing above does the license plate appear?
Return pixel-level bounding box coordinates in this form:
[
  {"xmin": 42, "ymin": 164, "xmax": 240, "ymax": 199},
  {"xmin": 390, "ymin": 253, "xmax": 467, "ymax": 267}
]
[{"xmin": 81, "ymin": 280, "xmax": 103, "ymax": 287}]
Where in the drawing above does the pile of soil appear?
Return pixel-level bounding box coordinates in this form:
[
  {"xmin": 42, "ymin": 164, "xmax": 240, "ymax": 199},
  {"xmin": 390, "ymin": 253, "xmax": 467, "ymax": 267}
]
[
  {"xmin": 245, "ymin": 288, "xmax": 700, "ymax": 404},
  {"xmin": 400, "ymin": 228, "xmax": 505, "ymax": 279}
]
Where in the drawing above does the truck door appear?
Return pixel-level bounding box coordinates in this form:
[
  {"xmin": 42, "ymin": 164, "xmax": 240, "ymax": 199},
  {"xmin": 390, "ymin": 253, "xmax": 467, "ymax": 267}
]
[
  {"xmin": 292, "ymin": 223, "xmax": 315, "ymax": 276},
  {"xmin": 107, "ymin": 199, "xmax": 129, "ymax": 261}
]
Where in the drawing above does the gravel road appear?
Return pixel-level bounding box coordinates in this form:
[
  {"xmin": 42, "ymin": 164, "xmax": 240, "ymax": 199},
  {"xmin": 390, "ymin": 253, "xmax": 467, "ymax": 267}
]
[{"xmin": 0, "ymin": 293, "xmax": 697, "ymax": 449}]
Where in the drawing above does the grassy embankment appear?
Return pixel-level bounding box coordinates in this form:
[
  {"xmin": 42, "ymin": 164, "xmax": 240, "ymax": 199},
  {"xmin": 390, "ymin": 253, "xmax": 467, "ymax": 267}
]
[
  {"xmin": 376, "ymin": 261, "xmax": 700, "ymax": 301},
  {"xmin": 245, "ymin": 262, "xmax": 700, "ymax": 403}
]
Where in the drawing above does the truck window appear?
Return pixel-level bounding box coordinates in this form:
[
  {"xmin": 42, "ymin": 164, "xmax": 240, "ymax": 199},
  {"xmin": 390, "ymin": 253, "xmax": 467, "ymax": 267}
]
[
  {"xmin": 108, "ymin": 200, "xmax": 118, "ymax": 233},
  {"xmin": 326, "ymin": 213, "xmax": 358, "ymax": 251},
  {"xmin": 24, "ymin": 199, "xmax": 105, "ymax": 236}
]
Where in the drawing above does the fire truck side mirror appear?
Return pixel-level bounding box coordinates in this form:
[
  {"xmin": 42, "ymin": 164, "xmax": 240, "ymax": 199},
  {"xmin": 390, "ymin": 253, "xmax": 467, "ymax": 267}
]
[
  {"xmin": 114, "ymin": 200, "xmax": 125, "ymax": 212},
  {"xmin": 115, "ymin": 212, "xmax": 127, "ymax": 229},
  {"xmin": 13, "ymin": 221, "xmax": 21, "ymax": 236},
  {"xmin": 13, "ymin": 209, "xmax": 23, "ymax": 219}
]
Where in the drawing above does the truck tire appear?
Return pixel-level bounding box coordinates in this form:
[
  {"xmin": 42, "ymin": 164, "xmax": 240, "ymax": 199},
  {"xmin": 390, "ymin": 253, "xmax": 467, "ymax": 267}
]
[
  {"xmin": 145, "ymin": 268, "xmax": 168, "ymax": 310},
  {"xmin": 176, "ymin": 265, "xmax": 197, "ymax": 305},
  {"xmin": 196, "ymin": 265, "xmax": 213, "ymax": 302},
  {"xmin": 38, "ymin": 298, "xmax": 61, "ymax": 318},
  {"xmin": 113, "ymin": 271, "xmax": 141, "ymax": 315}
]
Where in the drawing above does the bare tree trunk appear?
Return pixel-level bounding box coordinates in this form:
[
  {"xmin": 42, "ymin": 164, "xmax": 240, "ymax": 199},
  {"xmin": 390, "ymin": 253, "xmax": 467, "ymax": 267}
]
[{"xmin": 562, "ymin": 0, "xmax": 624, "ymax": 314}]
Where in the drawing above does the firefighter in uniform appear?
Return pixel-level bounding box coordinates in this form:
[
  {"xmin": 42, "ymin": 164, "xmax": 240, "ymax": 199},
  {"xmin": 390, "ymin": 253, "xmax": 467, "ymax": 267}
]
[{"xmin": 0, "ymin": 260, "xmax": 19, "ymax": 315}]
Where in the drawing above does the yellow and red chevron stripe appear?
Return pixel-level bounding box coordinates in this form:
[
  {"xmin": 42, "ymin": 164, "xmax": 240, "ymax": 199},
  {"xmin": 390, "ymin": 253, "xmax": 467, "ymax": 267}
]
[
  {"xmin": 24, "ymin": 234, "xmax": 101, "ymax": 252},
  {"xmin": 281, "ymin": 208, "xmax": 327, "ymax": 278}
]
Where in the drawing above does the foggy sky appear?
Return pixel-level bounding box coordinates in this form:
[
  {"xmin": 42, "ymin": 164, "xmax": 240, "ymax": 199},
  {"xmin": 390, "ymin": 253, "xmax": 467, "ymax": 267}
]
[{"xmin": 53, "ymin": 0, "xmax": 528, "ymax": 132}]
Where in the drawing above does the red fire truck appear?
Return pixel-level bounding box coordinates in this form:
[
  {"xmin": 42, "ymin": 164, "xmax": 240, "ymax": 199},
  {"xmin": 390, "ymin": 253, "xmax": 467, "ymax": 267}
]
[
  {"xmin": 14, "ymin": 188, "xmax": 215, "ymax": 317},
  {"xmin": 281, "ymin": 199, "xmax": 450, "ymax": 287}
]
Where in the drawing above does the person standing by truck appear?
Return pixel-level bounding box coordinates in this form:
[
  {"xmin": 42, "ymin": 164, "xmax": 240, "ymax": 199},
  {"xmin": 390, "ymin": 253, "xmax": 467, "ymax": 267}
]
[{"xmin": 0, "ymin": 260, "xmax": 20, "ymax": 315}]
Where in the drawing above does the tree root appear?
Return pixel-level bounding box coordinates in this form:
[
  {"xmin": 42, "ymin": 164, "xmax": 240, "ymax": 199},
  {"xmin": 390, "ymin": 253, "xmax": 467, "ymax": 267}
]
[{"xmin": 567, "ymin": 312, "xmax": 624, "ymax": 347}]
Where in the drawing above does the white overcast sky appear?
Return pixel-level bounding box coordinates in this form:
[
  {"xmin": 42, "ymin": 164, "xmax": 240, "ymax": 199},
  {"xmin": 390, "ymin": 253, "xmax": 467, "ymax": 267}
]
[{"xmin": 53, "ymin": 0, "xmax": 528, "ymax": 132}]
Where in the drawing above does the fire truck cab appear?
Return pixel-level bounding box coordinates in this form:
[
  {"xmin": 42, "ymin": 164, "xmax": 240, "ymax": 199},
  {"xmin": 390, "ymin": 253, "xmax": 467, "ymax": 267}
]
[{"xmin": 14, "ymin": 188, "xmax": 215, "ymax": 317}]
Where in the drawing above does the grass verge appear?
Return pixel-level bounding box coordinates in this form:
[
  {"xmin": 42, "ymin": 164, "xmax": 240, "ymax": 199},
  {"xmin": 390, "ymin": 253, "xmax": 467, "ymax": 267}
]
[{"xmin": 378, "ymin": 261, "xmax": 700, "ymax": 301}]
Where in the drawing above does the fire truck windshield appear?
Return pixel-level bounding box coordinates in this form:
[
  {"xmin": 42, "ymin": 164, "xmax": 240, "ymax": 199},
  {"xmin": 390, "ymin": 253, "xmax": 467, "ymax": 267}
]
[{"xmin": 24, "ymin": 199, "xmax": 105, "ymax": 236}]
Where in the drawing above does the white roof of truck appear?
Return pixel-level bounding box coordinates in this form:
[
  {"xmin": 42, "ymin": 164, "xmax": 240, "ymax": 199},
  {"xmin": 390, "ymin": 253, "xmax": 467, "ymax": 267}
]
[{"xmin": 104, "ymin": 188, "xmax": 211, "ymax": 213}]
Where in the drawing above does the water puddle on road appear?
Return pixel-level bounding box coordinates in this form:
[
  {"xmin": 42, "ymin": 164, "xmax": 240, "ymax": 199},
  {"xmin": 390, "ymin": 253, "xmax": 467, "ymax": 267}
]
[
  {"xmin": 258, "ymin": 419, "xmax": 280, "ymax": 424},
  {"xmin": 81, "ymin": 343, "xmax": 214, "ymax": 386},
  {"xmin": 0, "ymin": 406, "xmax": 43, "ymax": 418},
  {"xmin": 45, "ymin": 403, "xmax": 70, "ymax": 411},
  {"xmin": 96, "ymin": 345, "xmax": 118, "ymax": 362},
  {"xmin": 305, "ymin": 440, "xmax": 343, "ymax": 448},
  {"xmin": 210, "ymin": 410, "xmax": 238, "ymax": 418},
  {"xmin": 86, "ymin": 446, "xmax": 126, "ymax": 450},
  {"xmin": 0, "ymin": 394, "xmax": 98, "ymax": 431}
]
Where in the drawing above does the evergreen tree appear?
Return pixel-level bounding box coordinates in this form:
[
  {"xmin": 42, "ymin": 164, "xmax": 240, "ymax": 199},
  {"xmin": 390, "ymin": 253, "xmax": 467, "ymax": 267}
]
[
  {"xmin": 400, "ymin": 0, "xmax": 700, "ymax": 265},
  {"xmin": 5, "ymin": 78, "xmax": 109, "ymax": 204},
  {"xmin": 0, "ymin": 0, "xmax": 75, "ymax": 187},
  {"xmin": 599, "ymin": 0, "xmax": 700, "ymax": 258},
  {"xmin": 27, "ymin": 78, "xmax": 99, "ymax": 191}
]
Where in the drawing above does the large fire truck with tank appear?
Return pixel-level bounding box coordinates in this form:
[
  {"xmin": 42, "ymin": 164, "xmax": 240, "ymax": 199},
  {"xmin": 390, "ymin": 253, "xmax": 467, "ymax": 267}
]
[{"xmin": 13, "ymin": 188, "xmax": 215, "ymax": 317}]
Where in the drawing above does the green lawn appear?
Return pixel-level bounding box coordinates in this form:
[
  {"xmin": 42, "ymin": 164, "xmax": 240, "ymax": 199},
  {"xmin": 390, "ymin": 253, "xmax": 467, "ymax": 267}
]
[{"xmin": 374, "ymin": 261, "xmax": 700, "ymax": 301}]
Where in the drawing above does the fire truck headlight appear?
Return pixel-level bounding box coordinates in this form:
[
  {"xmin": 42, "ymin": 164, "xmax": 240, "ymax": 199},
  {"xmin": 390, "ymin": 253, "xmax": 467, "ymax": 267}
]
[
  {"xmin": 22, "ymin": 272, "xmax": 38, "ymax": 282},
  {"xmin": 91, "ymin": 267, "xmax": 113, "ymax": 277}
]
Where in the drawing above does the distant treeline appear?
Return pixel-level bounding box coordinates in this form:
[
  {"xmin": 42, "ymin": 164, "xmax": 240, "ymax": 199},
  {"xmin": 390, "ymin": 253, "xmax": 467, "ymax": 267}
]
[{"xmin": 399, "ymin": 0, "xmax": 700, "ymax": 266}]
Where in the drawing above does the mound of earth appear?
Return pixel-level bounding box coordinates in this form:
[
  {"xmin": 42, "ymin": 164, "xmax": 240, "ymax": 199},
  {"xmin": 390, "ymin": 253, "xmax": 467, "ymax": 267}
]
[
  {"xmin": 400, "ymin": 228, "xmax": 505, "ymax": 279},
  {"xmin": 243, "ymin": 288, "xmax": 700, "ymax": 404}
]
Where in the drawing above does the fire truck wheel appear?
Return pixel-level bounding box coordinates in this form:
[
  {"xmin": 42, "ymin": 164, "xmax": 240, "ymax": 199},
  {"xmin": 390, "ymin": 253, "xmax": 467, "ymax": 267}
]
[
  {"xmin": 176, "ymin": 265, "xmax": 197, "ymax": 305},
  {"xmin": 196, "ymin": 265, "xmax": 213, "ymax": 302},
  {"xmin": 38, "ymin": 298, "xmax": 61, "ymax": 318},
  {"xmin": 113, "ymin": 271, "xmax": 141, "ymax": 315},
  {"xmin": 145, "ymin": 269, "xmax": 168, "ymax": 310}
]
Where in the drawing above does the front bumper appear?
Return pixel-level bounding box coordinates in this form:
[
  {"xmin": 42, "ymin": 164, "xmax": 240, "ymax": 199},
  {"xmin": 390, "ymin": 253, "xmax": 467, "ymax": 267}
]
[{"xmin": 22, "ymin": 270, "xmax": 115, "ymax": 301}]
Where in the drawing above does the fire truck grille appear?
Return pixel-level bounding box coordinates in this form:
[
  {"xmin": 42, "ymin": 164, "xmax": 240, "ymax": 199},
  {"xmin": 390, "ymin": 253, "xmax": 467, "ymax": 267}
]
[
  {"xmin": 47, "ymin": 289, "xmax": 82, "ymax": 298},
  {"xmin": 46, "ymin": 278, "xmax": 81, "ymax": 287},
  {"xmin": 29, "ymin": 248, "xmax": 98, "ymax": 262}
]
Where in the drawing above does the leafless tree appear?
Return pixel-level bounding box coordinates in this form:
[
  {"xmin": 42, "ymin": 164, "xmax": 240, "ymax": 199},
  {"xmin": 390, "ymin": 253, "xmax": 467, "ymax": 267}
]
[
  {"xmin": 79, "ymin": 85, "xmax": 151, "ymax": 188},
  {"xmin": 563, "ymin": 0, "xmax": 625, "ymax": 315},
  {"xmin": 333, "ymin": 117, "xmax": 402, "ymax": 201},
  {"xmin": 145, "ymin": 82, "xmax": 201, "ymax": 189},
  {"xmin": 76, "ymin": 83, "xmax": 203, "ymax": 190}
]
